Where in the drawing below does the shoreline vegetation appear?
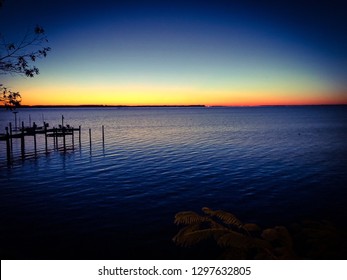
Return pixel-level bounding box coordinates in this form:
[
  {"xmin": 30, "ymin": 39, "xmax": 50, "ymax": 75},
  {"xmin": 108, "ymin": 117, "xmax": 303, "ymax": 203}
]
[{"xmin": 1, "ymin": 104, "xmax": 346, "ymax": 109}]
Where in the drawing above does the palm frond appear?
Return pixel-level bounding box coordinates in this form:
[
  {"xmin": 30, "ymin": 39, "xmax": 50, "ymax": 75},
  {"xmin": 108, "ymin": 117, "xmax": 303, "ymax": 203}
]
[
  {"xmin": 173, "ymin": 224, "xmax": 200, "ymax": 244},
  {"xmin": 173, "ymin": 228, "xmax": 215, "ymax": 247},
  {"xmin": 203, "ymin": 207, "xmax": 243, "ymax": 228},
  {"xmin": 174, "ymin": 211, "xmax": 206, "ymax": 225}
]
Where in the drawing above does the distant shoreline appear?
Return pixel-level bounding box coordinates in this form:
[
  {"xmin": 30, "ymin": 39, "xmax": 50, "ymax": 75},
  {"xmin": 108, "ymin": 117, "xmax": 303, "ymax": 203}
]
[
  {"xmin": 2, "ymin": 104, "xmax": 207, "ymax": 108},
  {"xmin": 1, "ymin": 104, "xmax": 346, "ymax": 109}
]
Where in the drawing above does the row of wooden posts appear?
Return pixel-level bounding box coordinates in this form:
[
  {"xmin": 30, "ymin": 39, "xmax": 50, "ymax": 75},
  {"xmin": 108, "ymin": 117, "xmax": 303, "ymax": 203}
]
[{"xmin": 0, "ymin": 116, "xmax": 105, "ymax": 162}]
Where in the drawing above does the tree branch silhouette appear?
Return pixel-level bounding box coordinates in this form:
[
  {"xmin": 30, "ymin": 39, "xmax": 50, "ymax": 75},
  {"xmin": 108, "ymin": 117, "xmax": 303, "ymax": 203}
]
[{"xmin": 0, "ymin": 0, "xmax": 51, "ymax": 109}]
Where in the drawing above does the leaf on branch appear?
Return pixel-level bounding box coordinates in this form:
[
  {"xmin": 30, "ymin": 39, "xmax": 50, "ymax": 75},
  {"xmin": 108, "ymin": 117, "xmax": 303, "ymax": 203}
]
[
  {"xmin": 1, "ymin": 23, "xmax": 50, "ymax": 109},
  {"xmin": 35, "ymin": 25, "xmax": 45, "ymax": 34},
  {"xmin": 24, "ymin": 67, "xmax": 39, "ymax": 77},
  {"xmin": 7, "ymin": 43, "xmax": 15, "ymax": 50},
  {"xmin": 0, "ymin": 85, "xmax": 22, "ymax": 109},
  {"xmin": 1, "ymin": 25, "xmax": 50, "ymax": 77}
]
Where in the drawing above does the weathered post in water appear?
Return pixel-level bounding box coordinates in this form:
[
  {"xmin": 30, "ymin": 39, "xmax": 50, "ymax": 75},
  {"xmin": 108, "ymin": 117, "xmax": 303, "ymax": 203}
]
[
  {"xmin": 63, "ymin": 126, "xmax": 66, "ymax": 151},
  {"xmin": 79, "ymin": 126, "xmax": 81, "ymax": 146},
  {"xmin": 89, "ymin": 128, "xmax": 92, "ymax": 151},
  {"xmin": 102, "ymin": 125, "xmax": 105, "ymax": 147},
  {"xmin": 72, "ymin": 127, "xmax": 75, "ymax": 149},
  {"xmin": 21, "ymin": 121, "xmax": 25, "ymax": 158},
  {"xmin": 33, "ymin": 122, "xmax": 37, "ymax": 155},
  {"xmin": 9, "ymin": 122, "xmax": 13, "ymax": 151},
  {"xmin": 53, "ymin": 127, "xmax": 58, "ymax": 149},
  {"xmin": 5, "ymin": 127, "xmax": 11, "ymax": 162},
  {"xmin": 55, "ymin": 128, "xmax": 59, "ymax": 149},
  {"xmin": 44, "ymin": 122, "xmax": 48, "ymax": 153}
]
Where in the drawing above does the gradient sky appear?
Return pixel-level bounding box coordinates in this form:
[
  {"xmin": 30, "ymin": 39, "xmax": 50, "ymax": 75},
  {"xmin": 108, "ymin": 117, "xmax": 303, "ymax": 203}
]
[{"xmin": 1, "ymin": 0, "xmax": 347, "ymax": 106}]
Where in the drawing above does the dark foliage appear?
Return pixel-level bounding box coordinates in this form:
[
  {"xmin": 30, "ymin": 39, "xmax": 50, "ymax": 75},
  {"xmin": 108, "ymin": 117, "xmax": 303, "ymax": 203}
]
[
  {"xmin": 0, "ymin": 84, "xmax": 21, "ymax": 109},
  {"xmin": 0, "ymin": 0, "xmax": 50, "ymax": 108},
  {"xmin": 174, "ymin": 207, "xmax": 346, "ymax": 259}
]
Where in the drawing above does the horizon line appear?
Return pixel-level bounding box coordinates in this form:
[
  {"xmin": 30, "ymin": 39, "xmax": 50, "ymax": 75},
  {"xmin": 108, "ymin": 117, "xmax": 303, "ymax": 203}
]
[{"xmin": 1, "ymin": 103, "xmax": 347, "ymax": 108}]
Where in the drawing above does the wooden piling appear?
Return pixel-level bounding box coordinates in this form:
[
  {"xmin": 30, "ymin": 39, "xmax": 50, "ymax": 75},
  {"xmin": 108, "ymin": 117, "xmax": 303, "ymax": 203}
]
[
  {"xmin": 102, "ymin": 125, "xmax": 105, "ymax": 147},
  {"xmin": 53, "ymin": 127, "xmax": 58, "ymax": 149},
  {"xmin": 21, "ymin": 121, "xmax": 25, "ymax": 158},
  {"xmin": 52, "ymin": 127, "xmax": 55, "ymax": 149},
  {"xmin": 55, "ymin": 128, "xmax": 59, "ymax": 148},
  {"xmin": 44, "ymin": 122, "xmax": 48, "ymax": 153},
  {"xmin": 89, "ymin": 128, "xmax": 92, "ymax": 150},
  {"xmin": 72, "ymin": 127, "xmax": 75, "ymax": 148},
  {"xmin": 79, "ymin": 126, "xmax": 81, "ymax": 146},
  {"xmin": 33, "ymin": 122, "xmax": 37, "ymax": 154},
  {"xmin": 5, "ymin": 127, "xmax": 11, "ymax": 162},
  {"xmin": 9, "ymin": 122, "xmax": 13, "ymax": 151},
  {"xmin": 63, "ymin": 127, "xmax": 66, "ymax": 151}
]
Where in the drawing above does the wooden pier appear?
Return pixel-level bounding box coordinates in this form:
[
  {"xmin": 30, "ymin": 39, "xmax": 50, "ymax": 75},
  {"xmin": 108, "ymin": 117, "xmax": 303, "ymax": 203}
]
[
  {"xmin": 1, "ymin": 115, "xmax": 106, "ymax": 163},
  {"xmin": 0, "ymin": 115, "xmax": 94, "ymax": 162}
]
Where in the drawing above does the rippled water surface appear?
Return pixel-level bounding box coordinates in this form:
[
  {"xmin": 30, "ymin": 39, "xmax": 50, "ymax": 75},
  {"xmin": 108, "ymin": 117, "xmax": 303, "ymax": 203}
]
[{"xmin": 1, "ymin": 106, "xmax": 347, "ymax": 259}]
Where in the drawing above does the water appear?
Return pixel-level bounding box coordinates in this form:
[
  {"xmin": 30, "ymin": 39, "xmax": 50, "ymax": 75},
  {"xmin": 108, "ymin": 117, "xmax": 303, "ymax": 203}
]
[{"xmin": 1, "ymin": 106, "xmax": 347, "ymax": 259}]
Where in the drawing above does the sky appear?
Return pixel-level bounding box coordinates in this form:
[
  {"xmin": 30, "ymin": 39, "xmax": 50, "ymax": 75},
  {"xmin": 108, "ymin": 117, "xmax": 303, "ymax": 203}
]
[{"xmin": 1, "ymin": 0, "xmax": 347, "ymax": 106}]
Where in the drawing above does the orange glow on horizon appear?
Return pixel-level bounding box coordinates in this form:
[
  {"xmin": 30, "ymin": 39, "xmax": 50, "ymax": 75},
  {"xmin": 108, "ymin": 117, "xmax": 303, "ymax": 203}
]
[{"xmin": 17, "ymin": 83, "xmax": 347, "ymax": 107}]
